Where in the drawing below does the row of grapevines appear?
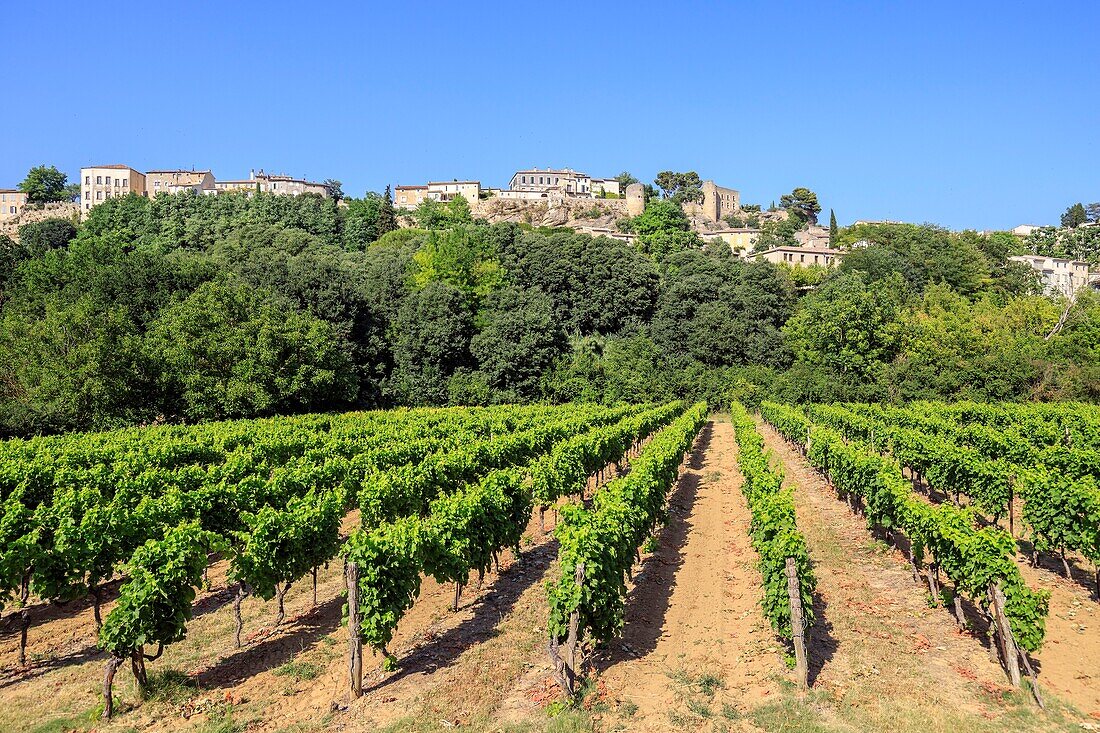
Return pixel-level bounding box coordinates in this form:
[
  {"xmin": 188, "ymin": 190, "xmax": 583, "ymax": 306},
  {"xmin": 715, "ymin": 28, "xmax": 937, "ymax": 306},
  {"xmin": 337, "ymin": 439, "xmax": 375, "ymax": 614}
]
[
  {"xmin": 729, "ymin": 403, "xmax": 815, "ymax": 641},
  {"xmin": 547, "ymin": 403, "xmax": 707, "ymax": 652},
  {"xmin": 839, "ymin": 403, "xmax": 1100, "ymax": 576},
  {"xmin": 761, "ymin": 402, "xmax": 1049, "ymax": 652},
  {"xmin": 343, "ymin": 403, "xmax": 688, "ymax": 657}
]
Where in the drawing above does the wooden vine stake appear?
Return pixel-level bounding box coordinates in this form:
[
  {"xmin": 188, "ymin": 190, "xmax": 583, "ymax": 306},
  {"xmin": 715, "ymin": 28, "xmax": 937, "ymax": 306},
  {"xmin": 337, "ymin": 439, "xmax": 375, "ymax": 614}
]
[
  {"xmin": 990, "ymin": 582, "xmax": 1021, "ymax": 687},
  {"xmin": 346, "ymin": 561, "xmax": 363, "ymax": 698},
  {"xmin": 785, "ymin": 557, "xmax": 809, "ymax": 689}
]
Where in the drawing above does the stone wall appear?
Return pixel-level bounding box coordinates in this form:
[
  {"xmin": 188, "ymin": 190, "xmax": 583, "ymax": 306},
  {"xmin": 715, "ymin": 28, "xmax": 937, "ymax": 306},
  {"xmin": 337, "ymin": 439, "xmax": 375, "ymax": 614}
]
[{"xmin": 0, "ymin": 202, "xmax": 80, "ymax": 239}]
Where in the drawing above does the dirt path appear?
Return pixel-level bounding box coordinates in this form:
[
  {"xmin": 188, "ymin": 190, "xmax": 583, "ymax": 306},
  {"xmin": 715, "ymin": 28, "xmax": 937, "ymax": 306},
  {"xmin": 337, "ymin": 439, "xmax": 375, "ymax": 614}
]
[
  {"xmin": 592, "ymin": 419, "xmax": 786, "ymax": 731},
  {"xmin": 756, "ymin": 419, "xmax": 1092, "ymax": 732}
]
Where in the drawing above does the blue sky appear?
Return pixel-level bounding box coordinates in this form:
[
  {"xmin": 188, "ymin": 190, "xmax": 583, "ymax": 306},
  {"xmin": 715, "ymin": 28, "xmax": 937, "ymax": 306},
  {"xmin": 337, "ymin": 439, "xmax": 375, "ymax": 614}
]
[{"xmin": 1, "ymin": 1, "xmax": 1096, "ymax": 230}]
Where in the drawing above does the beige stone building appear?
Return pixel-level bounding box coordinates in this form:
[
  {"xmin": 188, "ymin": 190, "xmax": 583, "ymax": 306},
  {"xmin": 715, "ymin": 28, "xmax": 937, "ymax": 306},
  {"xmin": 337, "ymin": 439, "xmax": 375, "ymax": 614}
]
[
  {"xmin": 215, "ymin": 169, "xmax": 328, "ymax": 197},
  {"xmin": 394, "ymin": 185, "xmax": 428, "ymax": 209},
  {"xmin": 683, "ymin": 180, "xmax": 740, "ymax": 222},
  {"xmin": 427, "ymin": 180, "xmax": 480, "ymax": 203},
  {"xmin": 0, "ymin": 189, "xmax": 28, "ymax": 220},
  {"xmin": 146, "ymin": 169, "xmax": 216, "ymax": 198},
  {"xmin": 754, "ymin": 245, "xmax": 844, "ymax": 268},
  {"xmin": 708, "ymin": 227, "xmax": 761, "ymax": 252},
  {"xmin": 794, "ymin": 225, "xmax": 832, "ymax": 249},
  {"xmin": 80, "ymin": 165, "xmax": 146, "ymax": 213},
  {"xmin": 1009, "ymin": 255, "xmax": 1093, "ymax": 299}
]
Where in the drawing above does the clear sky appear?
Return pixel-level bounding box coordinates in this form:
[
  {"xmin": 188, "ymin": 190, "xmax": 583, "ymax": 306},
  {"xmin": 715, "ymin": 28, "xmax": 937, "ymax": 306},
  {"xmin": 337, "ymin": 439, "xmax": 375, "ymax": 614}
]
[{"xmin": 1, "ymin": 1, "xmax": 1096, "ymax": 230}]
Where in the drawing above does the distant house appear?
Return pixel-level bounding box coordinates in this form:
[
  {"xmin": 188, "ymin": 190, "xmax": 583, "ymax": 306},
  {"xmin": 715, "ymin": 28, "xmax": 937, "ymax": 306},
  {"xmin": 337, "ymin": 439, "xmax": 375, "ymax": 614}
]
[
  {"xmin": 80, "ymin": 165, "xmax": 146, "ymax": 213},
  {"xmin": 707, "ymin": 228, "xmax": 761, "ymax": 252},
  {"xmin": 215, "ymin": 169, "xmax": 328, "ymax": 197},
  {"xmin": 0, "ymin": 189, "xmax": 28, "ymax": 220},
  {"xmin": 509, "ymin": 168, "xmax": 593, "ymax": 196},
  {"xmin": 1008, "ymin": 255, "xmax": 1093, "ymax": 298},
  {"xmin": 146, "ymin": 169, "xmax": 216, "ymax": 198},
  {"xmin": 1011, "ymin": 224, "xmax": 1043, "ymax": 237},
  {"xmin": 393, "ymin": 185, "xmax": 428, "ymax": 209},
  {"xmin": 753, "ymin": 244, "xmax": 845, "ymax": 268},
  {"xmin": 590, "ymin": 178, "xmax": 622, "ymax": 197},
  {"xmin": 426, "ymin": 180, "xmax": 481, "ymax": 203}
]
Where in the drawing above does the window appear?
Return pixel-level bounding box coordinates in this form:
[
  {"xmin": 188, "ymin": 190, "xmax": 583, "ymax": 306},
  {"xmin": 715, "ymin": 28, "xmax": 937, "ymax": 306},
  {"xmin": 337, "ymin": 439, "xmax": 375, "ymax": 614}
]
[
  {"xmin": 96, "ymin": 191, "xmax": 102, "ymax": 200},
  {"xmin": 122, "ymin": 179, "xmax": 128, "ymax": 188},
  {"xmin": 154, "ymin": 181, "xmax": 160, "ymax": 187},
  {"xmin": 539, "ymin": 177, "xmax": 544, "ymax": 184},
  {"xmin": 800, "ymin": 254, "xmax": 805, "ymax": 263},
  {"xmin": 85, "ymin": 203, "xmax": 90, "ymax": 210},
  {"xmin": 84, "ymin": 191, "xmax": 89, "ymax": 200},
  {"xmin": 85, "ymin": 175, "xmax": 90, "ymax": 185},
  {"xmin": 96, "ymin": 176, "xmax": 102, "ymax": 184}
]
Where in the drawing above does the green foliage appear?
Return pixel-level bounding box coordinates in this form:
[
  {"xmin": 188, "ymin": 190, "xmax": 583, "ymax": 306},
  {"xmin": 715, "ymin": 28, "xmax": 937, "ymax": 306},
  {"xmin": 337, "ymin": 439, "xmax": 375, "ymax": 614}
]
[
  {"xmin": 19, "ymin": 165, "xmax": 69, "ymax": 204},
  {"xmin": 779, "ymin": 188, "xmax": 821, "ymax": 225},
  {"xmin": 548, "ymin": 403, "xmax": 706, "ymax": 647},
  {"xmin": 762, "ymin": 401, "xmax": 1050, "ymax": 652},
  {"xmin": 18, "ymin": 218, "xmax": 77, "ymax": 254},
  {"xmin": 653, "ymin": 171, "xmax": 704, "ymax": 204},
  {"xmin": 146, "ymin": 278, "xmax": 358, "ymax": 421},
  {"xmin": 782, "ymin": 273, "xmax": 906, "ymax": 381},
  {"xmin": 99, "ymin": 522, "xmax": 218, "ymax": 654},
  {"xmin": 1061, "ymin": 202, "xmax": 1087, "ymax": 228},
  {"xmin": 730, "ymin": 403, "xmax": 815, "ymax": 640}
]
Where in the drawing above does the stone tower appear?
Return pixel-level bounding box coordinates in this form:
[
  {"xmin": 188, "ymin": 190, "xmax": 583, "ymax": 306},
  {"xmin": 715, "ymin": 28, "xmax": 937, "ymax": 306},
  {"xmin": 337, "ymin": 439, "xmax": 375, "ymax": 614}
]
[{"xmin": 626, "ymin": 183, "xmax": 645, "ymax": 217}]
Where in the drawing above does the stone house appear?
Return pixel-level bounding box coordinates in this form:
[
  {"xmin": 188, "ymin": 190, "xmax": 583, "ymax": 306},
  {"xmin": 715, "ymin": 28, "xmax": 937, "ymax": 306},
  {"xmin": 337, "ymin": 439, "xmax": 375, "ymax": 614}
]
[
  {"xmin": 0, "ymin": 189, "xmax": 28, "ymax": 220},
  {"xmin": 80, "ymin": 165, "xmax": 146, "ymax": 214}
]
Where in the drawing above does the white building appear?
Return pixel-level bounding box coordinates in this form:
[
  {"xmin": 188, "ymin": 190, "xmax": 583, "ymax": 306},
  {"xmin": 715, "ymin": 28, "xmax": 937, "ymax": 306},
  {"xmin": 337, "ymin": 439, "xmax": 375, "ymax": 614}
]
[
  {"xmin": 1009, "ymin": 255, "xmax": 1094, "ymax": 299},
  {"xmin": 509, "ymin": 168, "xmax": 591, "ymax": 196}
]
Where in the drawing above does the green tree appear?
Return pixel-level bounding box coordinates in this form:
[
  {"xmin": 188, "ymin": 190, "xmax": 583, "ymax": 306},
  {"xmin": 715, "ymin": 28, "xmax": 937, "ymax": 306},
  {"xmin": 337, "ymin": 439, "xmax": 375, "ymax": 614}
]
[
  {"xmin": 614, "ymin": 172, "xmax": 639, "ymax": 191},
  {"xmin": 323, "ymin": 179, "xmax": 344, "ymax": 200},
  {"xmin": 1086, "ymin": 202, "xmax": 1100, "ymax": 224},
  {"xmin": 145, "ymin": 278, "xmax": 357, "ymax": 421},
  {"xmin": 653, "ymin": 171, "xmax": 704, "ymax": 204},
  {"xmin": 0, "ymin": 296, "xmax": 153, "ymax": 434},
  {"xmin": 779, "ymin": 187, "xmax": 821, "ymax": 225},
  {"xmin": 19, "ymin": 165, "xmax": 68, "ymax": 204},
  {"xmin": 18, "ymin": 218, "xmax": 77, "ymax": 255},
  {"xmin": 470, "ymin": 285, "xmax": 566, "ymax": 400},
  {"xmin": 828, "ymin": 209, "xmax": 838, "ymax": 245},
  {"xmin": 1061, "ymin": 202, "xmax": 1088, "ymax": 228},
  {"xmin": 782, "ymin": 272, "xmax": 907, "ymax": 381},
  {"xmin": 388, "ymin": 281, "xmax": 474, "ymax": 405}
]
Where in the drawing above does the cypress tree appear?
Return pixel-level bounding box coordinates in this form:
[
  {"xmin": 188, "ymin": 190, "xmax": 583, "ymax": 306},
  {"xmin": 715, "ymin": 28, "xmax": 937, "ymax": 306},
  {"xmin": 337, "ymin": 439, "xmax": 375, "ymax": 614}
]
[
  {"xmin": 379, "ymin": 185, "xmax": 397, "ymax": 236},
  {"xmin": 829, "ymin": 209, "xmax": 838, "ymax": 246}
]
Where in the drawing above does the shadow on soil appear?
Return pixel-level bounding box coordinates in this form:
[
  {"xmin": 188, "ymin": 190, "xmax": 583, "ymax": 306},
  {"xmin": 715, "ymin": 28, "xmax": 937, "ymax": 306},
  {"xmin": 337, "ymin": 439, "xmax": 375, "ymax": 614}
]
[
  {"xmin": 364, "ymin": 538, "xmax": 558, "ymax": 694},
  {"xmin": 594, "ymin": 421, "xmax": 711, "ymax": 669},
  {"xmin": 806, "ymin": 590, "xmax": 838, "ymax": 686},
  {"xmin": 195, "ymin": 595, "xmax": 343, "ymax": 688}
]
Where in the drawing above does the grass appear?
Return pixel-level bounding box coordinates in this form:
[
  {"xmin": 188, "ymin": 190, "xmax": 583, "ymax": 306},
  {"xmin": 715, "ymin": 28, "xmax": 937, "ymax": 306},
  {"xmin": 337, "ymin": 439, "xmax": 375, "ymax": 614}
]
[
  {"xmin": 273, "ymin": 658, "xmax": 323, "ymax": 682},
  {"xmin": 142, "ymin": 667, "xmax": 198, "ymax": 704}
]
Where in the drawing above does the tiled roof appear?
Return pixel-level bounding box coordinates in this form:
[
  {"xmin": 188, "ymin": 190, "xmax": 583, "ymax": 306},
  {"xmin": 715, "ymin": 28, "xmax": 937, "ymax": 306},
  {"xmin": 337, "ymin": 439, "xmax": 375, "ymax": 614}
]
[{"xmin": 83, "ymin": 164, "xmax": 136, "ymax": 170}]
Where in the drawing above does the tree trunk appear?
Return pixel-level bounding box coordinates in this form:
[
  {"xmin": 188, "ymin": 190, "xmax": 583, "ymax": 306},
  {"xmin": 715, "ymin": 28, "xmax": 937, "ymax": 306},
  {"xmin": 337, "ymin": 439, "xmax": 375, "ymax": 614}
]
[
  {"xmin": 539, "ymin": 507, "xmax": 545, "ymax": 535},
  {"xmin": 91, "ymin": 584, "xmax": 103, "ymax": 632},
  {"xmin": 234, "ymin": 584, "xmax": 246, "ymax": 649},
  {"xmin": 548, "ymin": 563, "xmax": 584, "ymax": 697},
  {"xmin": 453, "ymin": 582, "xmax": 462, "ymax": 612},
  {"xmin": 312, "ymin": 567, "xmax": 318, "ymax": 607},
  {"xmin": 346, "ymin": 562, "xmax": 363, "ymax": 698},
  {"xmin": 926, "ymin": 566, "xmax": 940, "ymax": 605},
  {"xmin": 102, "ymin": 653, "xmax": 124, "ymax": 719},
  {"xmin": 786, "ymin": 558, "xmax": 809, "ymax": 689},
  {"xmin": 953, "ymin": 593, "xmax": 966, "ymax": 630},
  {"xmin": 1060, "ymin": 550, "xmax": 1072, "ymax": 578},
  {"xmin": 130, "ymin": 647, "xmax": 148, "ymax": 695},
  {"xmin": 274, "ymin": 582, "xmax": 288, "ymax": 628}
]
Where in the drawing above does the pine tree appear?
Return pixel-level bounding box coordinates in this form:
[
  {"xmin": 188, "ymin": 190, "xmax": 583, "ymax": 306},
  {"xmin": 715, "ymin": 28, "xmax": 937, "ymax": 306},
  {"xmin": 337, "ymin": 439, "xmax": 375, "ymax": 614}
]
[
  {"xmin": 1061, "ymin": 202, "xmax": 1087, "ymax": 228},
  {"xmin": 829, "ymin": 209, "xmax": 838, "ymax": 246}
]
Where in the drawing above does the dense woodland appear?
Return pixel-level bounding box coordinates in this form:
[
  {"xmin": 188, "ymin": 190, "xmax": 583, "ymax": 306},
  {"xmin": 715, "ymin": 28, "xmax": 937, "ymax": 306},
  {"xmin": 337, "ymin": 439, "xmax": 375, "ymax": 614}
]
[{"xmin": 0, "ymin": 189, "xmax": 1098, "ymax": 437}]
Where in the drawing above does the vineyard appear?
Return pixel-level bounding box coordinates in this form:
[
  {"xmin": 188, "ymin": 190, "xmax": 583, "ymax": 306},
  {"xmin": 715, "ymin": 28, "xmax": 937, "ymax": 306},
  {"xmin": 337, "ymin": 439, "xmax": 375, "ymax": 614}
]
[{"xmin": 1, "ymin": 401, "xmax": 1098, "ymax": 732}]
